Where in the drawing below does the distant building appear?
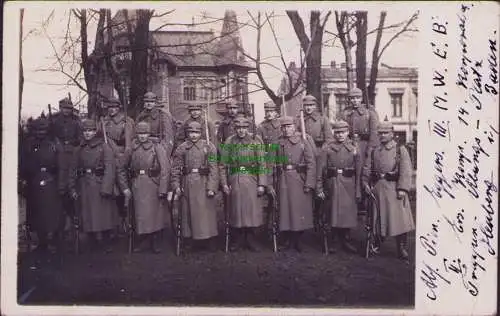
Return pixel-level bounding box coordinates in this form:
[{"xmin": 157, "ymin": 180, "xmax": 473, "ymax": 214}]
[
  {"xmin": 278, "ymin": 61, "xmax": 418, "ymax": 143},
  {"xmin": 91, "ymin": 10, "xmax": 254, "ymax": 122}
]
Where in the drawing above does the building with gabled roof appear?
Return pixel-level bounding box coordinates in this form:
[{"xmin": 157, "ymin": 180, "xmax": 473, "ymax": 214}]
[{"xmin": 93, "ymin": 9, "xmax": 254, "ymax": 122}]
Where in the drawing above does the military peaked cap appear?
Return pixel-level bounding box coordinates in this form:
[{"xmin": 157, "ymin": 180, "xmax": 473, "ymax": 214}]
[
  {"xmin": 234, "ymin": 117, "xmax": 250, "ymax": 127},
  {"xmin": 188, "ymin": 104, "xmax": 202, "ymax": 111},
  {"xmin": 332, "ymin": 120, "xmax": 349, "ymax": 131},
  {"xmin": 302, "ymin": 95, "xmax": 318, "ymax": 104},
  {"xmin": 280, "ymin": 116, "xmax": 294, "ymax": 126},
  {"xmin": 348, "ymin": 88, "xmax": 363, "ymax": 97},
  {"xmin": 187, "ymin": 121, "xmax": 202, "ymax": 132},
  {"xmin": 59, "ymin": 97, "xmax": 74, "ymax": 109},
  {"xmin": 81, "ymin": 119, "xmax": 97, "ymax": 130},
  {"xmin": 143, "ymin": 92, "xmax": 157, "ymax": 102}
]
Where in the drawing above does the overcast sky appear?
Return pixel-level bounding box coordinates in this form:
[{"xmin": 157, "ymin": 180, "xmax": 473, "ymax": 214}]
[{"xmin": 19, "ymin": 2, "xmax": 419, "ymax": 122}]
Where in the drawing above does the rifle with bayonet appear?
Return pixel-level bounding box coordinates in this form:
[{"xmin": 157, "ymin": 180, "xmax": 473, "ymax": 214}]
[
  {"xmin": 270, "ymin": 146, "xmax": 280, "ymax": 253},
  {"xmin": 171, "ymin": 188, "xmax": 182, "ymax": 256}
]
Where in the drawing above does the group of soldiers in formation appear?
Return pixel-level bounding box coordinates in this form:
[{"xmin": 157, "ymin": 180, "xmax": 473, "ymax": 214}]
[{"xmin": 19, "ymin": 87, "xmax": 415, "ymax": 261}]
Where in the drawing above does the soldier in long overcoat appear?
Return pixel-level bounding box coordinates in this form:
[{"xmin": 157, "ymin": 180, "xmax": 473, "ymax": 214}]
[
  {"xmin": 268, "ymin": 116, "xmax": 315, "ymax": 252},
  {"xmin": 121, "ymin": 122, "xmax": 169, "ymax": 253},
  {"xmin": 49, "ymin": 98, "xmax": 81, "ymax": 230},
  {"xmin": 171, "ymin": 121, "xmax": 219, "ymax": 251},
  {"xmin": 342, "ymin": 88, "xmax": 380, "ymax": 164},
  {"xmin": 136, "ymin": 92, "xmax": 176, "ymax": 157},
  {"xmin": 294, "ymin": 94, "xmax": 334, "ymax": 231},
  {"xmin": 68, "ymin": 119, "xmax": 117, "ymax": 252},
  {"xmin": 217, "ymin": 100, "xmax": 241, "ymax": 144},
  {"xmin": 316, "ymin": 120, "xmax": 361, "ymax": 253},
  {"xmin": 220, "ymin": 117, "xmax": 267, "ymax": 251},
  {"xmin": 175, "ymin": 104, "xmax": 216, "ymax": 149},
  {"xmin": 101, "ymin": 96, "xmax": 135, "ymax": 231},
  {"xmin": 362, "ymin": 121, "xmax": 415, "ymax": 260},
  {"xmin": 256, "ymin": 101, "xmax": 282, "ymax": 236},
  {"xmin": 19, "ymin": 118, "xmax": 66, "ymax": 252}
]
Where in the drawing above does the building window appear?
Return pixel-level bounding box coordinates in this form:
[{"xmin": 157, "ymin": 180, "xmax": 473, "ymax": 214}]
[
  {"xmin": 183, "ymin": 78, "xmax": 197, "ymax": 101},
  {"xmin": 391, "ymin": 93, "xmax": 403, "ymax": 118}
]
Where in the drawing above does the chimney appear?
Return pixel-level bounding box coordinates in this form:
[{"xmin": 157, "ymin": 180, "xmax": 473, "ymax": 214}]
[
  {"xmin": 341, "ymin": 62, "xmax": 346, "ymax": 69},
  {"xmin": 330, "ymin": 61, "xmax": 336, "ymax": 68}
]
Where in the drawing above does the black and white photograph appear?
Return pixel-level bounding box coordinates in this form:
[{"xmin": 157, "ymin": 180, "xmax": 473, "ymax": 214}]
[{"xmin": 1, "ymin": 1, "xmax": 498, "ymax": 315}]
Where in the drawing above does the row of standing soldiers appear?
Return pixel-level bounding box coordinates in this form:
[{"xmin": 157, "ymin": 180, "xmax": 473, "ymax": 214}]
[{"xmin": 19, "ymin": 88, "xmax": 414, "ymax": 260}]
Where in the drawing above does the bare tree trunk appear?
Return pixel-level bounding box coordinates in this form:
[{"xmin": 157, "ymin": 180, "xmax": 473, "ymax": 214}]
[
  {"xmin": 19, "ymin": 9, "xmax": 24, "ymax": 123},
  {"xmin": 355, "ymin": 11, "xmax": 368, "ymax": 104},
  {"xmin": 308, "ymin": 11, "xmax": 323, "ymax": 106},
  {"xmin": 368, "ymin": 11, "xmax": 386, "ymax": 106},
  {"xmin": 336, "ymin": 11, "xmax": 355, "ymax": 91},
  {"xmin": 129, "ymin": 10, "xmax": 152, "ymax": 118}
]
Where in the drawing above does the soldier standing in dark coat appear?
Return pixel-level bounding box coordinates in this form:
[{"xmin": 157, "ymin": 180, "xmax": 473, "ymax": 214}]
[
  {"xmin": 19, "ymin": 118, "xmax": 66, "ymax": 253},
  {"xmin": 342, "ymin": 88, "xmax": 380, "ymax": 212},
  {"xmin": 362, "ymin": 121, "xmax": 415, "ymax": 261},
  {"xmin": 50, "ymin": 98, "xmax": 81, "ymax": 231},
  {"xmin": 136, "ymin": 92, "xmax": 176, "ymax": 157},
  {"xmin": 294, "ymin": 94, "xmax": 334, "ymax": 232},
  {"xmin": 316, "ymin": 120, "xmax": 360, "ymax": 253},
  {"xmin": 268, "ymin": 116, "xmax": 315, "ymax": 252},
  {"xmin": 171, "ymin": 121, "xmax": 219, "ymax": 251},
  {"xmin": 68, "ymin": 119, "xmax": 118, "ymax": 253},
  {"xmin": 219, "ymin": 117, "xmax": 267, "ymax": 252},
  {"xmin": 217, "ymin": 100, "xmax": 241, "ymax": 144},
  {"xmin": 256, "ymin": 101, "xmax": 282, "ymax": 238},
  {"xmin": 175, "ymin": 104, "xmax": 216, "ymax": 149},
  {"xmin": 101, "ymin": 96, "xmax": 135, "ymax": 232},
  {"xmin": 121, "ymin": 122, "xmax": 169, "ymax": 253}
]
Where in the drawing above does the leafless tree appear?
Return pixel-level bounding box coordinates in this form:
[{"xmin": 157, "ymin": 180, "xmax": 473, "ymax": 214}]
[{"xmin": 287, "ymin": 10, "xmax": 331, "ymax": 105}]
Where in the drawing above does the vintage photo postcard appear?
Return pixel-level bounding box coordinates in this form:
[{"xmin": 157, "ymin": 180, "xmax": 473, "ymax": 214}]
[{"xmin": 2, "ymin": 1, "xmax": 498, "ymax": 315}]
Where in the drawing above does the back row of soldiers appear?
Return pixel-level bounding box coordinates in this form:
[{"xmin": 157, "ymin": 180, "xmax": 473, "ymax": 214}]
[{"xmin": 19, "ymin": 88, "xmax": 414, "ymax": 260}]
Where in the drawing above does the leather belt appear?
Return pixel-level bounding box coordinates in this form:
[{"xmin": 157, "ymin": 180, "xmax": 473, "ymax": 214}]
[
  {"xmin": 371, "ymin": 172, "xmax": 398, "ymax": 182},
  {"xmin": 326, "ymin": 168, "xmax": 355, "ymax": 178}
]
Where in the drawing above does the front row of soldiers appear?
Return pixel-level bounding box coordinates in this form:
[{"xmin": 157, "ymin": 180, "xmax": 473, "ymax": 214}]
[{"xmin": 19, "ymin": 93, "xmax": 414, "ymax": 261}]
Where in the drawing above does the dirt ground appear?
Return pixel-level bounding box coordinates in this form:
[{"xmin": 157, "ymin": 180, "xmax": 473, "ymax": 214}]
[{"xmin": 17, "ymin": 203, "xmax": 416, "ymax": 308}]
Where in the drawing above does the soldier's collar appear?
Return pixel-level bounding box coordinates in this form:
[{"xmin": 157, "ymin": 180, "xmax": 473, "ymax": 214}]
[
  {"xmin": 83, "ymin": 136, "xmax": 103, "ymax": 148},
  {"xmin": 355, "ymin": 106, "xmax": 366, "ymax": 115},
  {"xmin": 304, "ymin": 111, "xmax": 320, "ymax": 121},
  {"xmin": 134, "ymin": 139, "xmax": 153, "ymax": 150},
  {"xmin": 186, "ymin": 139, "xmax": 203, "ymax": 149},
  {"xmin": 271, "ymin": 118, "xmax": 281, "ymax": 129},
  {"xmin": 110, "ymin": 112, "xmax": 125, "ymax": 124},
  {"xmin": 383, "ymin": 140, "xmax": 396, "ymax": 150}
]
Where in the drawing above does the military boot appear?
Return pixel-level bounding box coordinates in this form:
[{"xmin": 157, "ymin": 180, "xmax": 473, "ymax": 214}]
[
  {"xmin": 245, "ymin": 228, "xmax": 260, "ymax": 252},
  {"xmin": 229, "ymin": 228, "xmax": 242, "ymax": 252},
  {"xmin": 396, "ymin": 234, "xmax": 409, "ymax": 261},
  {"xmin": 150, "ymin": 232, "xmax": 161, "ymax": 254},
  {"xmin": 339, "ymin": 228, "xmax": 357, "ymax": 254},
  {"xmin": 133, "ymin": 235, "xmax": 147, "ymax": 253},
  {"xmin": 293, "ymin": 231, "xmax": 303, "ymax": 253}
]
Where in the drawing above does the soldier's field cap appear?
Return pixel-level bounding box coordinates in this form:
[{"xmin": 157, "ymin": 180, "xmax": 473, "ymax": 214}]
[
  {"xmin": 264, "ymin": 102, "xmax": 277, "ymax": 110},
  {"xmin": 135, "ymin": 121, "xmax": 151, "ymax": 134},
  {"xmin": 378, "ymin": 121, "xmax": 394, "ymax": 132},
  {"xmin": 302, "ymin": 95, "xmax": 317, "ymax": 104},
  {"xmin": 187, "ymin": 121, "xmax": 202, "ymax": 132},
  {"xmin": 234, "ymin": 117, "xmax": 250, "ymax": 127},
  {"xmin": 348, "ymin": 88, "xmax": 363, "ymax": 97},
  {"xmin": 33, "ymin": 118, "xmax": 50, "ymax": 131},
  {"xmin": 332, "ymin": 120, "xmax": 349, "ymax": 131},
  {"xmin": 280, "ymin": 116, "xmax": 294, "ymax": 126},
  {"xmin": 143, "ymin": 92, "xmax": 157, "ymax": 102},
  {"xmin": 188, "ymin": 104, "xmax": 202, "ymax": 111},
  {"xmin": 104, "ymin": 96, "xmax": 121, "ymax": 107},
  {"xmin": 59, "ymin": 97, "xmax": 74, "ymax": 109},
  {"xmin": 81, "ymin": 119, "xmax": 97, "ymax": 130}
]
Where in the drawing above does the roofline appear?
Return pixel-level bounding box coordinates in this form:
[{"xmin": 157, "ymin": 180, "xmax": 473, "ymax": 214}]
[{"xmin": 151, "ymin": 30, "xmax": 215, "ymax": 35}]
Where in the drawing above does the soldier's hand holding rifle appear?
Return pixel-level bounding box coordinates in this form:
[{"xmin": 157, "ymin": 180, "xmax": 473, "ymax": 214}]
[
  {"xmin": 222, "ymin": 185, "xmax": 231, "ymax": 195},
  {"xmin": 70, "ymin": 190, "xmax": 78, "ymax": 201},
  {"xmin": 303, "ymin": 186, "xmax": 312, "ymax": 194},
  {"xmin": 257, "ymin": 185, "xmax": 265, "ymax": 197},
  {"xmin": 397, "ymin": 190, "xmax": 408, "ymax": 208},
  {"xmin": 266, "ymin": 185, "xmax": 276, "ymax": 198},
  {"xmin": 316, "ymin": 189, "xmax": 326, "ymax": 200},
  {"xmin": 206, "ymin": 190, "xmax": 215, "ymax": 198}
]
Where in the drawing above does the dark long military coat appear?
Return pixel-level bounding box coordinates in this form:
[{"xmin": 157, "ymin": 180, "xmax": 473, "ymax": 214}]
[
  {"xmin": 19, "ymin": 137, "xmax": 65, "ymax": 233},
  {"xmin": 317, "ymin": 140, "xmax": 361, "ymax": 228},
  {"xmin": 362, "ymin": 140, "xmax": 415, "ymax": 237},
  {"xmin": 68, "ymin": 137, "xmax": 118, "ymax": 233},
  {"xmin": 171, "ymin": 139, "xmax": 219, "ymax": 239},
  {"xmin": 269, "ymin": 133, "xmax": 315, "ymax": 231},
  {"xmin": 219, "ymin": 134, "xmax": 267, "ymax": 228},
  {"xmin": 342, "ymin": 105, "xmax": 380, "ymax": 163},
  {"xmin": 136, "ymin": 108, "xmax": 175, "ymax": 156},
  {"xmin": 124, "ymin": 139, "xmax": 169, "ymax": 235}
]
